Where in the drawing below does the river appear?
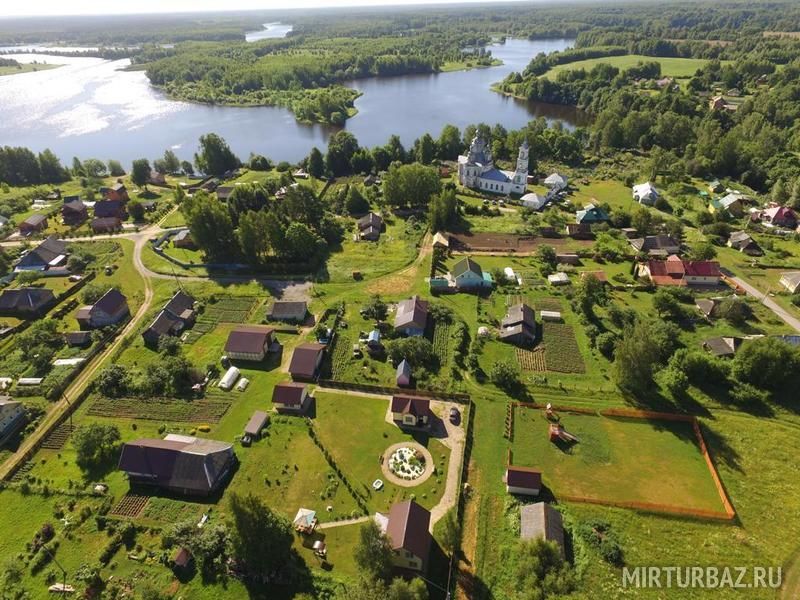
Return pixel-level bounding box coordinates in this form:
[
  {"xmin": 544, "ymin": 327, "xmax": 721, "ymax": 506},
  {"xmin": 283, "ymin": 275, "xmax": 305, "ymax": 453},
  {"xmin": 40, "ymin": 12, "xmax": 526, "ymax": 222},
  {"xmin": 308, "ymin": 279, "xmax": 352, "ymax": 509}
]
[{"xmin": 0, "ymin": 36, "xmax": 584, "ymax": 165}]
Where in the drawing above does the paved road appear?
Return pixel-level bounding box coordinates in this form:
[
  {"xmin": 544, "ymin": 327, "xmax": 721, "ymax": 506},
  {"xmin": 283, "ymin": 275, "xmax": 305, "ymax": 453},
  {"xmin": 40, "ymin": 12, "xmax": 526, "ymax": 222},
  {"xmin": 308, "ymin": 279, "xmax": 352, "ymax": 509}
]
[
  {"xmin": 724, "ymin": 272, "xmax": 800, "ymax": 333},
  {"xmin": 0, "ymin": 233, "xmax": 155, "ymax": 481}
]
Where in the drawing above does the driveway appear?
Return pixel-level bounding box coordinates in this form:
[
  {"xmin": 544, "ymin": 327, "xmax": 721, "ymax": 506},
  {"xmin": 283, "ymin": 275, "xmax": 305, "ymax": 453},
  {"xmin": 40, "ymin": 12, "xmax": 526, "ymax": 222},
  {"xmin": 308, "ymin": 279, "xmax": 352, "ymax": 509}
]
[{"xmin": 723, "ymin": 272, "xmax": 800, "ymax": 333}]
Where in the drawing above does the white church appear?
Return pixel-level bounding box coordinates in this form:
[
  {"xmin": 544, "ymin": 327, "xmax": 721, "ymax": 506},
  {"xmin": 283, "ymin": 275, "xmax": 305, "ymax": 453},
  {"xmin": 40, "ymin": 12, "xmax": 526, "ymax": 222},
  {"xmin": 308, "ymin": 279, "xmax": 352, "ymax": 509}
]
[{"xmin": 458, "ymin": 136, "xmax": 529, "ymax": 196}]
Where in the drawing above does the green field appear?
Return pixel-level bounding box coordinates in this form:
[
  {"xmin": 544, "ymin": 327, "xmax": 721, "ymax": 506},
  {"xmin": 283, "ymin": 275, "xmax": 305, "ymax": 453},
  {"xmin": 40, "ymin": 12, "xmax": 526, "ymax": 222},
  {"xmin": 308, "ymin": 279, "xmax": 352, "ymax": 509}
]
[
  {"xmin": 513, "ymin": 407, "xmax": 725, "ymax": 513},
  {"xmin": 544, "ymin": 55, "xmax": 719, "ymax": 80}
]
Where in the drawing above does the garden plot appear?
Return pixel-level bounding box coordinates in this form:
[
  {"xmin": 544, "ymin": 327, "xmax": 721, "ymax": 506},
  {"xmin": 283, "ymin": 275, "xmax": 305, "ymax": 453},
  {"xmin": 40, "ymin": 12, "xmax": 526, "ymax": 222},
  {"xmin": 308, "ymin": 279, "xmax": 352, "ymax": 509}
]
[
  {"xmin": 513, "ymin": 406, "xmax": 726, "ymax": 514},
  {"xmin": 183, "ymin": 296, "xmax": 260, "ymax": 344},
  {"xmin": 542, "ymin": 322, "xmax": 585, "ymax": 374},
  {"xmin": 87, "ymin": 394, "xmax": 232, "ymax": 423},
  {"xmin": 516, "ymin": 347, "xmax": 547, "ymax": 372}
]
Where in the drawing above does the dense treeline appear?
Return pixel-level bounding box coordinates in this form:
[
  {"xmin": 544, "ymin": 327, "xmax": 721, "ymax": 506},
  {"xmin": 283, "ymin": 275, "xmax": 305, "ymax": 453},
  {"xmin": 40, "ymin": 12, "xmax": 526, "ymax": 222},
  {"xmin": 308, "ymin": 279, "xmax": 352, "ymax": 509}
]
[{"xmin": 0, "ymin": 147, "xmax": 70, "ymax": 186}]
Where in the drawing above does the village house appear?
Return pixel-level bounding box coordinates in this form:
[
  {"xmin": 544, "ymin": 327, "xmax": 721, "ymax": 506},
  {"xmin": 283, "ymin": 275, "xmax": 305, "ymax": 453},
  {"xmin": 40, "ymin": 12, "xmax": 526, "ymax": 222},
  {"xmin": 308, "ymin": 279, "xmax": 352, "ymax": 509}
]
[
  {"xmin": 702, "ymin": 336, "xmax": 743, "ymax": 358},
  {"xmin": 632, "ymin": 182, "xmax": 659, "ymax": 205},
  {"xmin": 216, "ymin": 186, "xmax": 234, "ymax": 202},
  {"xmin": 709, "ymin": 193, "xmax": 744, "ymax": 216},
  {"xmin": 118, "ymin": 434, "xmax": 236, "ymax": 496},
  {"xmin": 504, "ymin": 465, "xmax": 542, "ymax": 496},
  {"xmin": 61, "ymin": 197, "xmax": 88, "ymax": 226},
  {"xmin": 727, "ymin": 231, "xmax": 763, "ymax": 256},
  {"xmin": 544, "ymin": 172, "xmax": 568, "ymax": 192},
  {"xmin": 19, "ymin": 214, "xmax": 48, "ymax": 235},
  {"xmin": 575, "ymin": 203, "xmax": 609, "ymax": 225},
  {"xmin": 0, "ymin": 288, "xmax": 56, "ymax": 317},
  {"xmin": 548, "ymin": 272, "xmax": 570, "ymax": 286},
  {"xmin": 76, "ymin": 289, "xmax": 130, "ymax": 329},
  {"xmin": 172, "ymin": 229, "xmax": 197, "ymax": 249},
  {"xmin": 695, "ymin": 298, "xmax": 718, "ymax": 319},
  {"xmin": 390, "ymin": 395, "xmax": 432, "ymax": 428},
  {"xmin": 520, "ymin": 503, "xmax": 565, "ymax": 558},
  {"xmin": 499, "ymin": 302, "xmax": 537, "ymax": 346},
  {"xmin": 394, "ymin": 295, "xmax": 429, "ymax": 336},
  {"xmin": 148, "ymin": 172, "xmax": 167, "ymax": 186},
  {"xmin": 267, "ymin": 300, "xmax": 308, "ymax": 323},
  {"xmin": 450, "ymin": 257, "xmax": 493, "ymax": 290},
  {"xmin": 0, "ymin": 397, "xmax": 25, "ymax": 443},
  {"xmin": 432, "ymin": 232, "xmax": 449, "ymax": 248},
  {"xmin": 91, "ymin": 217, "xmax": 123, "ymax": 234},
  {"xmin": 64, "ymin": 331, "xmax": 92, "ymax": 347},
  {"xmin": 629, "ymin": 234, "xmax": 681, "ymax": 257},
  {"xmin": 458, "ymin": 136, "xmax": 529, "ymax": 195},
  {"xmin": 103, "ymin": 182, "xmax": 129, "ymax": 202},
  {"xmin": 288, "ymin": 342, "xmax": 326, "ymax": 381},
  {"xmin": 94, "ymin": 199, "xmax": 128, "ymax": 220},
  {"xmin": 779, "ymin": 271, "xmax": 800, "ymax": 294},
  {"xmin": 272, "ymin": 382, "xmax": 310, "ymax": 414},
  {"xmin": 520, "ymin": 192, "xmax": 548, "ymax": 210},
  {"xmin": 14, "ymin": 236, "xmax": 68, "ymax": 272},
  {"xmin": 224, "ymin": 325, "xmax": 275, "ymax": 362},
  {"xmin": 141, "ymin": 291, "xmax": 196, "ymax": 347},
  {"xmin": 357, "ymin": 212, "xmax": 383, "ymax": 242},
  {"xmin": 762, "ymin": 206, "xmax": 797, "ymax": 229},
  {"xmin": 641, "ymin": 255, "xmax": 721, "ymax": 286},
  {"xmin": 375, "ymin": 500, "xmax": 432, "ymax": 573}
]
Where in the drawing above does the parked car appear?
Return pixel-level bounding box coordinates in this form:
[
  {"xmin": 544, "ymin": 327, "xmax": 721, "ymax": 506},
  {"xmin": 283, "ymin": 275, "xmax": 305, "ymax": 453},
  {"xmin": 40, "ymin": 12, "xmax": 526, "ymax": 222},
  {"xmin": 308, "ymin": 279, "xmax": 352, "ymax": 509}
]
[{"xmin": 449, "ymin": 407, "xmax": 460, "ymax": 424}]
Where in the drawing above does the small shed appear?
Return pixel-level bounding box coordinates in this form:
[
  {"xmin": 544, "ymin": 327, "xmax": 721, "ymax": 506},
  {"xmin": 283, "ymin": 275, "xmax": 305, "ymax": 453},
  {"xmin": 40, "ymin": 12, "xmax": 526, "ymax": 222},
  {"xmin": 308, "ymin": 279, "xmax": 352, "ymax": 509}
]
[
  {"xmin": 173, "ymin": 547, "xmax": 192, "ymax": 569},
  {"xmin": 396, "ymin": 359, "xmax": 412, "ymax": 387},
  {"xmin": 293, "ymin": 508, "xmax": 318, "ymax": 534},
  {"xmin": 520, "ymin": 503, "xmax": 565, "ymax": 557},
  {"xmin": 540, "ymin": 311, "xmax": 562, "ymax": 322},
  {"xmin": 547, "ymin": 273, "xmax": 570, "ymax": 286},
  {"xmin": 244, "ymin": 410, "xmax": 269, "ymax": 439}
]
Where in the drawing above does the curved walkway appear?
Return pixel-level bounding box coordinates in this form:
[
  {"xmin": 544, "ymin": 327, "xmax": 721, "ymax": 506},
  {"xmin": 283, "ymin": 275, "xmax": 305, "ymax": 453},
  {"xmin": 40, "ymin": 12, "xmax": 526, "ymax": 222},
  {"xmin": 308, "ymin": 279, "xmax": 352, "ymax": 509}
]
[{"xmin": 381, "ymin": 441, "xmax": 434, "ymax": 487}]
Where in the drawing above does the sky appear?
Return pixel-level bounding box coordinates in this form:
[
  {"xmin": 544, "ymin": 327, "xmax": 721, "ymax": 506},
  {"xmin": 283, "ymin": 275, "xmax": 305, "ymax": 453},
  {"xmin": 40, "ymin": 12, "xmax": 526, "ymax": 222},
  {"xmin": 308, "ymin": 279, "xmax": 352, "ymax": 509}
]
[{"xmin": 3, "ymin": 0, "xmax": 524, "ymax": 18}]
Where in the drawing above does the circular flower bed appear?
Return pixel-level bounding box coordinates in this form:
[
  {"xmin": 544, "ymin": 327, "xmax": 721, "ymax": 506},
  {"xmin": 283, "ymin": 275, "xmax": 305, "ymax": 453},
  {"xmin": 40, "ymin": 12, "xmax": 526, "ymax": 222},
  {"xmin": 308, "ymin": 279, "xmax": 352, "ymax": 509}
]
[{"xmin": 388, "ymin": 446, "xmax": 427, "ymax": 481}]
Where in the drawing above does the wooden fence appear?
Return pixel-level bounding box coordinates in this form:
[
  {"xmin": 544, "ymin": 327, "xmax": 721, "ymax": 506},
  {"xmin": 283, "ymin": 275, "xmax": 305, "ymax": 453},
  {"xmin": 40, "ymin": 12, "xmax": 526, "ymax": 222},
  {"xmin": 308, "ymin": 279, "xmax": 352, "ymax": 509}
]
[
  {"xmin": 512, "ymin": 402, "xmax": 736, "ymax": 521},
  {"xmin": 316, "ymin": 379, "xmax": 470, "ymax": 403}
]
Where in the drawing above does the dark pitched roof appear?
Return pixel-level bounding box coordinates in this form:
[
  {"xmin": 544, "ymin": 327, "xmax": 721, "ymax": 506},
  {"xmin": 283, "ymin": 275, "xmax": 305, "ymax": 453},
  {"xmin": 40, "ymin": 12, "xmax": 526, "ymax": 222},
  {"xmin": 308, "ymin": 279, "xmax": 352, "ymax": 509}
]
[
  {"xmin": 62, "ymin": 198, "xmax": 86, "ymax": 213},
  {"xmin": 91, "ymin": 217, "xmax": 121, "ymax": 230},
  {"xmin": 0, "ymin": 288, "xmax": 55, "ymax": 312},
  {"xmin": 357, "ymin": 212, "xmax": 383, "ymax": 231},
  {"xmin": 224, "ymin": 326, "xmax": 274, "ymax": 355},
  {"xmin": 64, "ymin": 331, "xmax": 92, "ymax": 346},
  {"xmin": 394, "ymin": 296, "xmax": 429, "ymax": 331},
  {"xmin": 520, "ymin": 503, "xmax": 564, "ymax": 554},
  {"xmin": 118, "ymin": 436, "xmax": 234, "ymax": 494},
  {"xmin": 288, "ymin": 343, "xmax": 326, "ymax": 378},
  {"xmin": 452, "ymin": 257, "xmax": 482, "ymax": 278},
  {"xmin": 272, "ymin": 382, "xmax": 308, "ymax": 406},
  {"xmin": 216, "ymin": 186, "xmax": 234, "ymax": 200},
  {"xmin": 145, "ymin": 310, "xmax": 181, "ymax": 337},
  {"xmin": 92, "ymin": 288, "xmax": 128, "ymax": 316},
  {"xmin": 386, "ymin": 501, "xmax": 431, "ymax": 563},
  {"xmin": 244, "ymin": 411, "xmax": 269, "ymax": 436},
  {"xmin": 502, "ymin": 303, "xmax": 535, "ymax": 330},
  {"xmin": 22, "ymin": 214, "xmax": 47, "ymax": 226},
  {"xmin": 163, "ymin": 291, "xmax": 195, "ymax": 319},
  {"xmin": 94, "ymin": 200, "xmax": 125, "ymax": 218},
  {"xmin": 630, "ymin": 235, "xmax": 680, "ymax": 253},
  {"xmin": 506, "ymin": 466, "xmax": 542, "ymax": 490},
  {"xmin": 15, "ymin": 236, "xmax": 67, "ymax": 268},
  {"xmin": 390, "ymin": 395, "xmax": 431, "ymax": 418},
  {"xmin": 702, "ymin": 336, "xmax": 742, "ymax": 357},
  {"xmin": 268, "ymin": 301, "xmax": 308, "ymax": 320}
]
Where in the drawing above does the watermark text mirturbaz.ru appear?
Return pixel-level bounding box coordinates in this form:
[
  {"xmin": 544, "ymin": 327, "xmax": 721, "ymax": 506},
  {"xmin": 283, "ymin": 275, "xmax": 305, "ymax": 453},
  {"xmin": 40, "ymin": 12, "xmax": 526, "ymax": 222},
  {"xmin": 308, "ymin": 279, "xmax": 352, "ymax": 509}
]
[{"xmin": 622, "ymin": 566, "xmax": 782, "ymax": 589}]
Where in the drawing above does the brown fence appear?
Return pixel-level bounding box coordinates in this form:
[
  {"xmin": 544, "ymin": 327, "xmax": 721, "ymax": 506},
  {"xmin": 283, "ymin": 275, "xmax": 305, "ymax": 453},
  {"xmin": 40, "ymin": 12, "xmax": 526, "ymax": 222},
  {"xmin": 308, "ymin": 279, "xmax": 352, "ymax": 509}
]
[
  {"xmin": 512, "ymin": 402, "xmax": 736, "ymax": 521},
  {"xmin": 316, "ymin": 379, "xmax": 470, "ymax": 403}
]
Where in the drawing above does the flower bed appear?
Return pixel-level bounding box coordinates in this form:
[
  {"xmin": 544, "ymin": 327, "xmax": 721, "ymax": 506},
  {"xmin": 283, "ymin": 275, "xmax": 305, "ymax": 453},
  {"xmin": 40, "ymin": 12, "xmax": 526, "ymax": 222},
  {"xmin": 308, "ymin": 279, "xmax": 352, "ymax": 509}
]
[{"xmin": 388, "ymin": 446, "xmax": 427, "ymax": 481}]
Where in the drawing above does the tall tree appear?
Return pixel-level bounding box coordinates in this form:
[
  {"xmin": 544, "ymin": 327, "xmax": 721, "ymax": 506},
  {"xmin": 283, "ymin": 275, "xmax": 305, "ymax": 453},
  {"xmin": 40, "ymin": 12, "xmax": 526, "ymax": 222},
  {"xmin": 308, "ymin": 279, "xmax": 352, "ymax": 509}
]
[
  {"xmin": 163, "ymin": 149, "xmax": 181, "ymax": 174},
  {"xmin": 229, "ymin": 493, "xmax": 293, "ymax": 575},
  {"xmin": 383, "ymin": 163, "xmax": 441, "ymax": 208},
  {"xmin": 131, "ymin": 158, "xmax": 152, "ymax": 189},
  {"xmin": 326, "ymin": 131, "xmax": 360, "ymax": 176},
  {"xmin": 353, "ymin": 520, "xmax": 393, "ymax": 581},
  {"xmin": 307, "ymin": 146, "xmax": 325, "ymax": 178},
  {"xmin": 37, "ymin": 149, "xmax": 69, "ymax": 183},
  {"xmin": 436, "ymin": 124, "xmax": 462, "ymax": 160},
  {"xmin": 181, "ymin": 190, "xmax": 237, "ymax": 261},
  {"xmin": 194, "ymin": 133, "xmax": 240, "ymax": 177},
  {"xmin": 238, "ymin": 210, "xmax": 271, "ymax": 261},
  {"xmin": 415, "ymin": 133, "xmax": 436, "ymax": 165}
]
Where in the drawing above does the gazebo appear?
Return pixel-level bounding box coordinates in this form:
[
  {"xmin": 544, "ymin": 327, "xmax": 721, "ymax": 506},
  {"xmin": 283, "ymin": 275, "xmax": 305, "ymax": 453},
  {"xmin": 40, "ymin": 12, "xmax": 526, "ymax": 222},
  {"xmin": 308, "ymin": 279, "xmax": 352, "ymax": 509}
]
[{"xmin": 293, "ymin": 508, "xmax": 318, "ymax": 534}]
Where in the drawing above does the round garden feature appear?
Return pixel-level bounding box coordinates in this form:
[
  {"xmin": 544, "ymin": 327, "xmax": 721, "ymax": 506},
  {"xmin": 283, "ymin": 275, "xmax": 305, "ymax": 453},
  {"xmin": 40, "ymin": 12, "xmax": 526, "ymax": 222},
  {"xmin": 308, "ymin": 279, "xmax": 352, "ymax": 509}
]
[{"xmin": 381, "ymin": 441, "xmax": 434, "ymax": 487}]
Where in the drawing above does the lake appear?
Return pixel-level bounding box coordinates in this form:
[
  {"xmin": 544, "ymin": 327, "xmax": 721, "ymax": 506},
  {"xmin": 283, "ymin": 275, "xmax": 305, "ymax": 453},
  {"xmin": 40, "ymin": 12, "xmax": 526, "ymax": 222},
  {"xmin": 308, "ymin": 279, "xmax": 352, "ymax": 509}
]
[
  {"xmin": 0, "ymin": 37, "xmax": 584, "ymax": 166},
  {"xmin": 245, "ymin": 23, "xmax": 294, "ymax": 42}
]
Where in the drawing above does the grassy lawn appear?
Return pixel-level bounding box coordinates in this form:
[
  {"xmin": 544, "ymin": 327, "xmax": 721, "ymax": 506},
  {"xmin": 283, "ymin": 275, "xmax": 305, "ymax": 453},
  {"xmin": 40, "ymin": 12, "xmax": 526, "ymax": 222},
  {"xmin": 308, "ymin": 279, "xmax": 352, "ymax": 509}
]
[
  {"xmin": 313, "ymin": 391, "xmax": 451, "ymax": 514},
  {"xmin": 544, "ymin": 55, "xmax": 720, "ymax": 80},
  {"xmin": 323, "ymin": 216, "xmax": 425, "ymax": 283},
  {"xmin": 159, "ymin": 209, "xmax": 187, "ymax": 228},
  {"xmin": 513, "ymin": 407, "xmax": 725, "ymax": 512}
]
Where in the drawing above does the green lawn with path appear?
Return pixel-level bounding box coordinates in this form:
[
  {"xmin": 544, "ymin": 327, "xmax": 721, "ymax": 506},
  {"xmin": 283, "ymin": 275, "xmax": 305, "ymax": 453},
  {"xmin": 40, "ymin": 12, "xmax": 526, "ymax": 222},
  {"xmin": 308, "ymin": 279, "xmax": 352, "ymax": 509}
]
[{"xmin": 544, "ymin": 55, "xmax": 720, "ymax": 80}]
